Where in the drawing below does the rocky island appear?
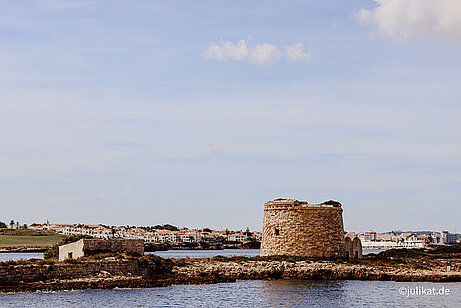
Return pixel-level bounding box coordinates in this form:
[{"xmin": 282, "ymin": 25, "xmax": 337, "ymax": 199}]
[{"xmin": 1, "ymin": 245, "xmax": 460, "ymax": 293}]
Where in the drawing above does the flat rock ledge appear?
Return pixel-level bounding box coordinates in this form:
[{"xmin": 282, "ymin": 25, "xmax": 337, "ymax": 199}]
[
  {"xmin": 172, "ymin": 260, "xmax": 461, "ymax": 282},
  {"xmin": 1, "ymin": 260, "xmax": 459, "ymax": 293}
]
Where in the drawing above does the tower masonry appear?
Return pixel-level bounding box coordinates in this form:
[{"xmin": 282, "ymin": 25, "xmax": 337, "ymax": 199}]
[{"xmin": 260, "ymin": 198, "xmax": 347, "ymax": 258}]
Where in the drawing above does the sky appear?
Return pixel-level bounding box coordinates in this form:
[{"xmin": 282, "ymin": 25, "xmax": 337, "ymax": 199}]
[{"xmin": 1, "ymin": 0, "xmax": 461, "ymax": 233}]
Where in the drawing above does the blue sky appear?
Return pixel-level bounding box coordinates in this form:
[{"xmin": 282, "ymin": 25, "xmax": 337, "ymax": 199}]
[{"xmin": 1, "ymin": 0, "xmax": 461, "ymax": 232}]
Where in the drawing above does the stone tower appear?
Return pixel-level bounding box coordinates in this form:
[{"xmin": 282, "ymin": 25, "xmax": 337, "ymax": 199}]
[{"xmin": 260, "ymin": 198, "xmax": 346, "ymax": 258}]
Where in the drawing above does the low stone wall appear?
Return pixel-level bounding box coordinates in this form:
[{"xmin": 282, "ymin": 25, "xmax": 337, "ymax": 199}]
[
  {"xmin": 58, "ymin": 239, "xmax": 145, "ymax": 261},
  {"xmin": 0, "ymin": 258, "xmax": 172, "ymax": 286},
  {"xmin": 83, "ymin": 239, "xmax": 144, "ymax": 254}
]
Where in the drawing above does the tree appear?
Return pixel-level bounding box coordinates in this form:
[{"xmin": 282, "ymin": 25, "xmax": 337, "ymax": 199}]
[
  {"xmin": 10, "ymin": 220, "xmax": 15, "ymax": 227},
  {"xmin": 202, "ymin": 228, "xmax": 212, "ymax": 233},
  {"xmin": 152, "ymin": 224, "xmax": 179, "ymax": 231},
  {"xmin": 163, "ymin": 224, "xmax": 179, "ymax": 231},
  {"xmin": 0, "ymin": 221, "xmax": 7, "ymax": 228}
]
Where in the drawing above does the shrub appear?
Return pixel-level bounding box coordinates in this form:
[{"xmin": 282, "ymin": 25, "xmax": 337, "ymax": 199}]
[
  {"xmin": 124, "ymin": 249, "xmax": 142, "ymax": 257},
  {"xmin": 64, "ymin": 258, "xmax": 81, "ymax": 264},
  {"xmin": 427, "ymin": 243, "xmax": 461, "ymax": 254},
  {"xmin": 376, "ymin": 248, "xmax": 425, "ymax": 259},
  {"xmin": 173, "ymin": 258, "xmax": 190, "ymax": 267}
]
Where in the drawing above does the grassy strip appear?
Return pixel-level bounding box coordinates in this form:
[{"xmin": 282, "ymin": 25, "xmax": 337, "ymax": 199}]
[{"xmin": 0, "ymin": 234, "xmax": 66, "ymax": 248}]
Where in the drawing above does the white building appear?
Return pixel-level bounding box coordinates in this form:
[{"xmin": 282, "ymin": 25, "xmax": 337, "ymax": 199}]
[
  {"xmin": 200, "ymin": 232, "xmax": 216, "ymax": 241},
  {"xmin": 227, "ymin": 233, "xmax": 248, "ymax": 242},
  {"xmin": 442, "ymin": 231, "xmax": 458, "ymax": 244},
  {"xmin": 177, "ymin": 231, "xmax": 201, "ymax": 243},
  {"xmin": 63, "ymin": 225, "xmax": 113, "ymax": 239},
  {"xmin": 358, "ymin": 231, "xmax": 377, "ymax": 242}
]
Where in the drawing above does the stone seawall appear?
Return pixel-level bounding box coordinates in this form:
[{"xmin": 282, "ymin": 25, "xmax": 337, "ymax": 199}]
[{"xmin": 0, "ymin": 258, "xmax": 171, "ymax": 286}]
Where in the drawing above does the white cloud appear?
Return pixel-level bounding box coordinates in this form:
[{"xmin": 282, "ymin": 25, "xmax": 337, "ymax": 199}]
[
  {"xmin": 203, "ymin": 39, "xmax": 311, "ymax": 65},
  {"xmin": 357, "ymin": 0, "xmax": 461, "ymax": 43},
  {"xmin": 285, "ymin": 44, "xmax": 311, "ymax": 63}
]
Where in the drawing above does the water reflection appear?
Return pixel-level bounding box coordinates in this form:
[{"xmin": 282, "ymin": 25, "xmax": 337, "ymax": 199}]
[
  {"xmin": 1, "ymin": 280, "xmax": 460, "ymax": 307},
  {"xmin": 261, "ymin": 279, "xmax": 347, "ymax": 306}
]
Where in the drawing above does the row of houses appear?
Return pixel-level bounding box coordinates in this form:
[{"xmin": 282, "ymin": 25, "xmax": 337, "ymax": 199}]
[
  {"xmin": 350, "ymin": 230, "xmax": 460, "ymax": 249},
  {"xmin": 119, "ymin": 229, "xmax": 202, "ymax": 243},
  {"xmin": 29, "ymin": 222, "xmax": 260, "ymax": 243}
]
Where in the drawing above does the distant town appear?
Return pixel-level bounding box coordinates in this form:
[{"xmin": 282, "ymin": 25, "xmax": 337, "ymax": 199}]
[
  {"xmin": 348, "ymin": 230, "xmax": 460, "ymax": 249},
  {"xmin": 1, "ymin": 220, "xmax": 261, "ymax": 248},
  {"xmin": 1, "ymin": 220, "xmax": 460, "ymax": 249}
]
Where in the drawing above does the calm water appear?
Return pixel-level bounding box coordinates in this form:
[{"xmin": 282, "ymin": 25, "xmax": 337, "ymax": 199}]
[
  {"xmin": 1, "ymin": 280, "xmax": 460, "ymax": 307},
  {"xmin": 148, "ymin": 249, "xmax": 261, "ymax": 259},
  {"xmin": 0, "ymin": 249, "xmax": 383, "ymax": 262},
  {"xmin": 0, "ymin": 252, "xmax": 44, "ymax": 262}
]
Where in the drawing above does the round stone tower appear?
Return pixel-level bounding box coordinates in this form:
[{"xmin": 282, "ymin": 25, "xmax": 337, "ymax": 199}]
[{"xmin": 260, "ymin": 199, "xmax": 346, "ymax": 258}]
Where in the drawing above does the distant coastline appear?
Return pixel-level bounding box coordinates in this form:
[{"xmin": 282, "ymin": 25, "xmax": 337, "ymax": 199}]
[
  {"xmin": 0, "ymin": 247, "xmax": 47, "ymax": 253},
  {"xmin": 0, "ymin": 245, "xmax": 259, "ymax": 254}
]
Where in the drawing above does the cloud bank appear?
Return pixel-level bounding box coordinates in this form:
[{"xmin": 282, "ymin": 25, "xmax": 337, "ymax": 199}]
[
  {"xmin": 203, "ymin": 40, "xmax": 311, "ymax": 65},
  {"xmin": 358, "ymin": 0, "xmax": 461, "ymax": 43}
]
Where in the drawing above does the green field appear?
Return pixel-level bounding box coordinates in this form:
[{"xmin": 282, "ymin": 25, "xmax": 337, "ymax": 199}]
[{"xmin": 0, "ymin": 229, "xmax": 66, "ymax": 248}]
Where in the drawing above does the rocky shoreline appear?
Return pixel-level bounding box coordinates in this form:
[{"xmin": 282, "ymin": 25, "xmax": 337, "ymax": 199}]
[
  {"xmin": 1, "ymin": 257, "xmax": 460, "ymax": 293},
  {"xmin": 172, "ymin": 258, "xmax": 461, "ymax": 283},
  {"xmin": 2, "ymin": 246, "xmax": 460, "ymax": 293}
]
